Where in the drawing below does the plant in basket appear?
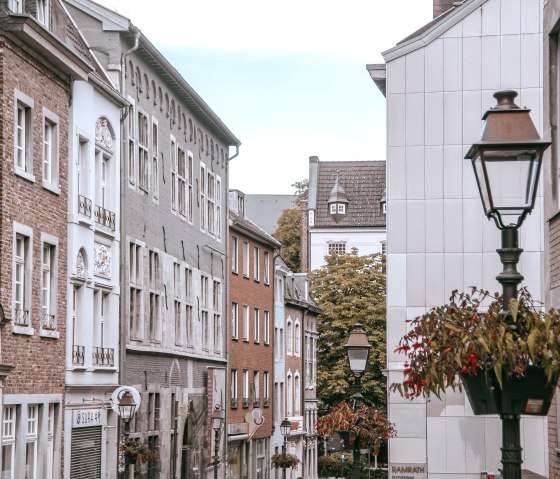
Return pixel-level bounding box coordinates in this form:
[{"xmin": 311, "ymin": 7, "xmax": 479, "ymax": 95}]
[
  {"xmin": 316, "ymin": 401, "xmax": 396, "ymax": 454},
  {"xmin": 270, "ymin": 452, "xmax": 300, "ymax": 470},
  {"xmin": 390, "ymin": 288, "xmax": 560, "ymax": 415},
  {"xmin": 120, "ymin": 437, "xmax": 157, "ymax": 462}
]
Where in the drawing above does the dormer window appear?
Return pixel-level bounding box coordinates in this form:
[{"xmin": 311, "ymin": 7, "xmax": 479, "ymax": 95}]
[
  {"xmin": 380, "ymin": 186, "xmax": 386, "ymax": 214},
  {"xmin": 327, "ymin": 172, "xmax": 349, "ymax": 223},
  {"xmin": 37, "ymin": 0, "xmax": 50, "ymax": 27}
]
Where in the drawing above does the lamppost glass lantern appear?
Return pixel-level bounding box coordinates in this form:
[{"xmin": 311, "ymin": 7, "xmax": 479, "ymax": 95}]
[
  {"xmin": 118, "ymin": 391, "xmax": 136, "ymax": 428},
  {"xmin": 344, "ymin": 323, "xmax": 372, "ymax": 376},
  {"xmin": 464, "ymin": 90, "xmax": 550, "ymax": 231},
  {"xmin": 211, "ymin": 404, "xmax": 224, "ymax": 433},
  {"xmin": 280, "ymin": 418, "xmax": 291, "ymax": 438}
]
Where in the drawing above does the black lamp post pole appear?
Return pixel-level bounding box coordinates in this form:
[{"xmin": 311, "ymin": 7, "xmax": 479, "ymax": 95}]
[
  {"xmin": 213, "ymin": 426, "xmax": 220, "ymax": 479},
  {"xmin": 496, "ymin": 228, "xmax": 524, "ymax": 479},
  {"xmin": 282, "ymin": 436, "xmax": 287, "ymax": 479},
  {"xmin": 351, "ymin": 374, "xmax": 363, "ymax": 479}
]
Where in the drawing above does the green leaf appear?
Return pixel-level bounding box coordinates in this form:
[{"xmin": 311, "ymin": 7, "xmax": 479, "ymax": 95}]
[
  {"xmin": 509, "ymin": 298, "xmax": 519, "ymax": 322},
  {"xmin": 493, "ymin": 362, "xmax": 503, "ymax": 390}
]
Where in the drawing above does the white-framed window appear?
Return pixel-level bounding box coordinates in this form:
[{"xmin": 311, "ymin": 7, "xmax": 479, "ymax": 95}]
[
  {"xmin": 129, "ymin": 241, "xmax": 143, "ymax": 340},
  {"xmin": 263, "ymin": 371, "xmax": 270, "ymax": 404},
  {"xmin": 254, "ymin": 308, "xmax": 260, "ymax": 343},
  {"xmin": 264, "ymin": 251, "xmax": 270, "ymax": 285},
  {"xmin": 264, "ymin": 310, "xmax": 270, "ymax": 345},
  {"xmin": 152, "ymin": 119, "xmax": 159, "ymax": 201},
  {"xmin": 77, "ymin": 137, "xmax": 89, "ymax": 208},
  {"xmin": 187, "ymin": 151, "xmax": 194, "ymax": 222},
  {"xmin": 41, "ymin": 237, "xmax": 58, "ymax": 333},
  {"xmin": 9, "ymin": 0, "xmax": 22, "ymax": 12},
  {"xmin": 200, "ymin": 163, "xmax": 207, "ymax": 230},
  {"xmin": 97, "ymin": 153, "xmax": 109, "ymax": 209},
  {"xmin": 329, "ymin": 203, "xmax": 336, "ymax": 214},
  {"xmin": 46, "ymin": 404, "xmax": 56, "ymax": 479},
  {"xmin": 328, "ymin": 242, "xmax": 346, "ymax": 255},
  {"xmin": 338, "ymin": 203, "xmax": 346, "ymax": 214},
  {"xmin": 231, "ymin": 236, "xmax": 239, "ymax": 273},
  {"xmin": 243, "ymin": 305, "xmax": 249, "ymax": 342},
  {"xmin": 216, "ymin": 176, "xmax": 222, "ymax": 239},
  {"xmin": 286, "ymin": 372, "xmax": 293, "ymax": 416},
  {"xmin": 243, "ymin": 242, "xmax": 249, "ymax": 277},
  {"xmin": 2, "ymin": 406, "xmax": 16, "ymax": 479},
  {"xmin": 207, "ymin": 170, "xmax": 216, "ymax": 235},
  {"xmin": 294, "ymin": 321, "xmax": 301, "ymax": 356},
  {"xmin": 286, "ymin": 319, "xmax": 293, "ymax": 355},
  {"xmin": 26, "ymin": 404, "xmax": 38, "ymax": 479},
  {"xmin": 294, "ymin": 374, "xmax": 301, "ymax": 415},
  {"xmin": 42, "ymin": 109, "xmax": 59, "ymax": 192},
  {"xmin": 174, "ymin": 263, "xmax": 183, "ymax": 347},
  {"xmin": 138, "ymin": 110, "xmax": 149, "ymax": 192},
  {"xmin": 243, "ymin": 370, "xmax": 249, "ymax": 406},
  {"xmin": 148, "ymin": 250, "xmax": 161, "ymax": 343},
  {"xmin": 253, "ymin": 246, "xmax": 260, "ymax": 281},
  {"xmin": 185, "ymin": 268, "xmax": 193, "ymax": 346},
  {"xmin": 253, "ymin": 371, "xmax": 260, "ymax": 402},
  {"xmin": 127, "ymin": 98, "xmax": 135, "ymax": 186},
  {"xmin": 232, "ymin": 302, "xmax": 239, "ymax": 339},
  {"xmin": 213, "ymin": 280, "xmax": 221, "ymax": 352},
  {"xmin": 201, "ymin": 275, "xmax": 209, "ymax": 349},
  {"xmin": 36, "ymin": 0, "xmax": 50, "ymax": 26},
  {"xmin": 170, "ymin": 136, "xmax": 177, "ymax": 212},
  {"xmin": 93, "ymin": 290, "xmax": 111, "ymax": 366},
  {"xmin": 177, "ymin": 145, "xmax": 187, "ymax": 217},
  {"xmin": 231, "ymin": 369, "xmax": 238, "ymax": 407},
  {"xmin": 14, "ymin": 90, "xmax": 34, "ymax": 181},
  {"xmin": 13, "ymin": 224, "xmax": 32, "ymax": 330}
]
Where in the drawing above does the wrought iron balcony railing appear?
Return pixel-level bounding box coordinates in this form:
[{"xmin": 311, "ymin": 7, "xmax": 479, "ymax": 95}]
[
  {"xmin": 92, "ymin": 347, "xmax": 115, "ymax": 367},
  {"xmin": 78, "ymin": 195, "xmax": 92, "ymax": 217},
  {"xmin": 94, "ymin": 205, "xmax": 116, "ymax": 230},
  {"xmin": 13, "ymin": 308, "xmax": 30, "ymax": 327},
  {"xmin": 41, "ymin": 313, "xmax": 57, "ymax": 331},
  {"xmin": 72, "ymin": 345, "xmax": 85, "ymax": 366}
]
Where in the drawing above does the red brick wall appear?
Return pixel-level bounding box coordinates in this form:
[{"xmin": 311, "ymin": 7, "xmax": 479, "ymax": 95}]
[
  {"xmin": 0, "ymin": 39, "xmax": 68, "ymax": 395},
  {"xmin": 228, "ymin": 227, "xmax": 275, "ymax": 439},
  {"xmin": 549, "ymin": 392, "xmax": 559, "ymax": 478},
  {"xmin": 551, "ymin": 216, "xmax": 560, "ymax": 290}
]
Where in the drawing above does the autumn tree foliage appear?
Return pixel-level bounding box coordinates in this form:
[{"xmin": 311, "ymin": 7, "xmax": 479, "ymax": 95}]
[{"xmin": 310, "ymin": 251, "xmax": 386, "ymax": 408}]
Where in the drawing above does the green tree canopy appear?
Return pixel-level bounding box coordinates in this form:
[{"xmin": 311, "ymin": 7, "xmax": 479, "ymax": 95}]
[
  {"xmin": 272, "ymin": 208, "xmax": 301, "ymax": 272},
  {"xmin": 310, "ymin": 252, "xmax": 386, "ymax": 409}
]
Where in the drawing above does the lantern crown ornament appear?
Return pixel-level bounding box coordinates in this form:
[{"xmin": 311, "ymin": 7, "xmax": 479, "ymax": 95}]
[{"xmin": 464, "ymin": 90, "xmax": 551, "ymax": 230}]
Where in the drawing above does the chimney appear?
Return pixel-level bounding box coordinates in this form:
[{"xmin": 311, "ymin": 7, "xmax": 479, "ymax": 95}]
[{"xmin": 433, "ymin": 0, "xmax": 455, "ymax": 18}]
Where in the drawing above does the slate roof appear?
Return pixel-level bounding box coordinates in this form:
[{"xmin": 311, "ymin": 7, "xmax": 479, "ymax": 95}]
[
  {"xmin": 229, "ymin": 211, "xmax": 282, "ymax": 249},
  {"xmin": 245, "ymin": 194, "xmax": 296, "ymax": 235},
  {"xmin": 313, "ymin": 161, "xmax": 386, "ymax": 228}
]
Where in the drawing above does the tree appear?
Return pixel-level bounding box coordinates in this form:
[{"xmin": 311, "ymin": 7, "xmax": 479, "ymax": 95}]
[
  {"xmin": 272, "ymin": 208, "xmax": 301, "ymax": 272},
  {"xmin": 272, "ymin": 178, "xmax": 308, "ymax": 272},
  {"xmin": 310, "ymin": 251, "xmax": 386, "ymax": 409}
]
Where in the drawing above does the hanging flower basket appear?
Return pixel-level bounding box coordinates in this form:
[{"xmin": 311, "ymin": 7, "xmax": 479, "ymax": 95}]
[
  {"xmin": 270, "ymin": 452, "xmax": 300, "ymax": 470},
  {"xmin": 390, "ymin": 288, "xmax": 560, "ymax": 416},
  {"xmin": 461, "ymin": 365, "xmax": 559, "ymax": 416},
  {"xmin": 120, "ymin": 437, "xmax": 157, "ymax": 463}
]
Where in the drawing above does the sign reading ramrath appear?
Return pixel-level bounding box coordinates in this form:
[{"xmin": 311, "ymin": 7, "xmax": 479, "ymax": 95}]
[{"xmin": 391, "ymin": 463, "xmax": 427, "ymax": 479}]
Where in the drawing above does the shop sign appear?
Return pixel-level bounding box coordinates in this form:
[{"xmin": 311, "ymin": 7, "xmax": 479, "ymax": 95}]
[
  {"xmin": 228, "ymin": 422, "xmax": 248, "ymax": 435},
  {"xmin": 72, "ymin": 409, "xmax": 104, "ymax": 428},
  {"xmin": 390, "ymin": 464, "xmax": 427, "ymax": 479}
]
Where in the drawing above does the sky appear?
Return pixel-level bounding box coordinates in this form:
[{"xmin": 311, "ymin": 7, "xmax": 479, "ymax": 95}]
[{"xmin": 94, "ymin": 0, "xmax": 435, "ymax": 194}]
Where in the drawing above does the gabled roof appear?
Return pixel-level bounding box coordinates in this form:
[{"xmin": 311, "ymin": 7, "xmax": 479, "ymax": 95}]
[
  {"xmin": 312, "ymin": 160, "xmax": 386, "ymax": 229},
  {"xmin": 382, "ymin": 0, "xmax": 486, "ymax": 62},
  {"xmin": 229, "ymin": 211, "xmax": 282, "ymax": 249}
]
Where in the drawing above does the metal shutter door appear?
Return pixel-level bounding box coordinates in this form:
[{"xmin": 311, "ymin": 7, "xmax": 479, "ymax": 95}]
[{"xmin": 70, "ymin": 426, "xmax": 102, "ymax": 479}]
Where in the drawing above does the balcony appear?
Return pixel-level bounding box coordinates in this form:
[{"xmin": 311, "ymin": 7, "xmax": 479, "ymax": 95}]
[
  {"xmin": 93, "ymin": 347, "xmax": 114, "ymax": 367},
  {"xmin": 231, "ymin": 398, "xmax": 238, "ymax": 409},
  {"xmin": 253, "ymin": 397, "xmax": 260, "ymax": 408},
  {"xmin": 242, "ymin": 397, "xmax": 250, "ymax": 408},
  {"xmin": 13, "ymin": 308, "xmax": 30, "ymax": 327},
  {"xmin": 41, "ymin": 313, "xmax": 57, "ymax": 331},
  {"xmin": 72, "ymin": 345, "xmax": 85, "ymax": 366},
  {"xmin": 78, "ymin": 195, "xmax": 92, "ymax": 217},
  {"xmin": 94, "ymin": 205, "xmax": 116, "ymax": 230}
]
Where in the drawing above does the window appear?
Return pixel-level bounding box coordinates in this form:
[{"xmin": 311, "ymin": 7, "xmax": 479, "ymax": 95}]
[
  {"xmin": 127, "ymin": 100, "xmax": 135, "ymax": 185},
  {"xmin": 328, "ymin": 242, "xmax": 346, "ymax": 255},
  {"xmin": 152, "ymin": 119, "xmax": 159, "ymax": 200},
  {"xmin": 129, "ymin": 242, "xmax": 143, "ymax": 339},
  {"xmin": 381, "ymin": 241, "xmax": 387, "ymax": 255},
  {"xmin": 177, "ymin": 146, "xmax": 187, "ymax": 217},
  {"xmin": 263, "ymin": 372, "xmax": 270, "ymax": 406},
  {"xmin": 36, "ymin": 0, "xmax": 49, "ymax": 26},
  {"xmin": 93, "ymin": 290, "xmax": 112, "ymax": 366},
  {"xmin": 338, "ymin": 204, "xmax": 345, "ymax": 214},
  {"xmin": 231, "ymin": 370, "xmax": 238, "ymax": 408},
  {"xmin": 253, "ymin": 371, "xmax": 260, "ymax": 406},
  {"xmin": 264, "ymin": 311, "xmax": 270, "ymax": 345},
  {"xmin": 72, "ymin": 286, "xmax": 84, "ymax": 365},
  {"xmin": 42, "ymin": 111, "xmax": 59, "ymax": 191},
  {"xmin": 200, "ymin": 164, "xmax": 207, "ymax": 230},
  {"xmin": 213, "ymin": 281, "xmax": 221, "ymax": 352},
  {"xmin": 26, "ymin": 405, "xmax": 38, "ymax": 479},
  {"xmin": 147, "ymin": 393, "xmax": 160, "ymax": 477},
  {"xmin": 287, "ymin": 372, "xmax": 293, "ymax": 416},
  {"xmin": 294, "ymin": 374, "xmax": 301, "ymax": 415},
  {"xmin": 138, "ymin": 111, "xmax": 149, "ymax": 191},
  {"xmin": 14, "ymin": 91, "xmax": 34, "ymax": 179},
  {"xmin": 264, "ymin": 251, "xmax": 270, "ymax": 285},
  {"xmin": 286, "ymin": 319, "xmax": 293, "ymax": 355},
  {"xmin": 216, "ymin": 176, "xmax": 222, "ymax": 239},
  {"xmin": 174, "ymin": 263, "xmax": 183, "ymax": 346},
  {"xmin": 185, "ymin": 268, "xmax": 193, "ymax": 346},
  {"xmin": 187, "ymin": 152, "xmax": 193, "ymax": 222},
  {"xmin": 231, "ymin": 236, "xmax": 239, "ymax": 273},
  {"xmin": 77, "ymin": 137, "xmax": 91, "ymax": 216},
  {"xmin": 9, "ymin": 0, "xmax": 22, "ymax": 12},
  {"xmin": 201, "ymin": 276, "xmax": 209, "ymax": 349},
  {"xmin": 305, "ymin": 334, "xmax": 316, "ymax": 388},
  {"xmin": 2, "ymin": 406, "xmax": 15, "ymax": 479},
  {"xmin": 329, "ymin": 203, "xmax": 336, "ymax": 214},
  {"xmin": 253, "ymin": 246, "xmax": 260, "ymax": 281},
  {"xmin": 41, "ymin": 241, "xmax": 57, "ymax": 332},
  {"xmin": 14, "ymin": 227, "xmax": 32, "ymax": 329},
  {"xmin": 170, "ymin": 136, "xmax": 177, "ymax": 211},
  {"xmin": 254, "ymin": 308, "xmax": 260, "ymax": 343},
  {"xmin": 207, "ymin": 170, "xmax": 215, "ymax": 234},
  {"xmin": 148, "ymin": 250, "xmax": 161, "ymax": 342},
  {"xmin": 243, "ymin": 242, "xmax": 249, "ymax": 277},
  {"xmin": 243, "ymin": 305, "xmax": 249, "ymax": 341},
  {"xmin": 243, "ymin": 370, "xmax": 249, "ymax": 407},
  {"xmin": 294, "ymin": 321, "xmax": 301, "ymax": 356},
  {"xmin": 232, "ymin": 303, "xmax": 239, "ymax": 339}
]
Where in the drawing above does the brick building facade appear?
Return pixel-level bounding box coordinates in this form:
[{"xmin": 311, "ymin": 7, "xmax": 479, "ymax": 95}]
[{"xmin": 228, "ymin": 190, "xmax": 280, "ymax": 479}]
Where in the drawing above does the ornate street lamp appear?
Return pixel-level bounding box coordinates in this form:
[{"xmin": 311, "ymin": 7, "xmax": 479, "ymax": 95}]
[
  {"xmin": 211, "ymin": 405, "xmax": 225, "ymax": 479},
  {"xmin": 280, "ymin": 417, "xmax": 292, "ymax": 479},
  {"xmin": 344, "ymin": 323, "xmax": 372, "ymax": 479},
  {"xmin": 117, "ymin": 390, "xmax": 137, "ymax": 479},
  {"xmin": 465, "ymin": 90, "xmax": 551, "ymax": 479}
]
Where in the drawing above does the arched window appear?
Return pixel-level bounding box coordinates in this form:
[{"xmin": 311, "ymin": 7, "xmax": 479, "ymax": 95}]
[
  {"xmin": 294, "ymin": 321, "xmax": 301, "ymax": 356},
  {"xmin": 286, "ymin": 371, "xmax": 293, "ymax": 416},
  {"xmin": 294, "ymin": 373, "xmax": 301, "ymax": 415},
  {"xmin": 286, "ymin": 319, "xmax": 293, "ymax": 355}
]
